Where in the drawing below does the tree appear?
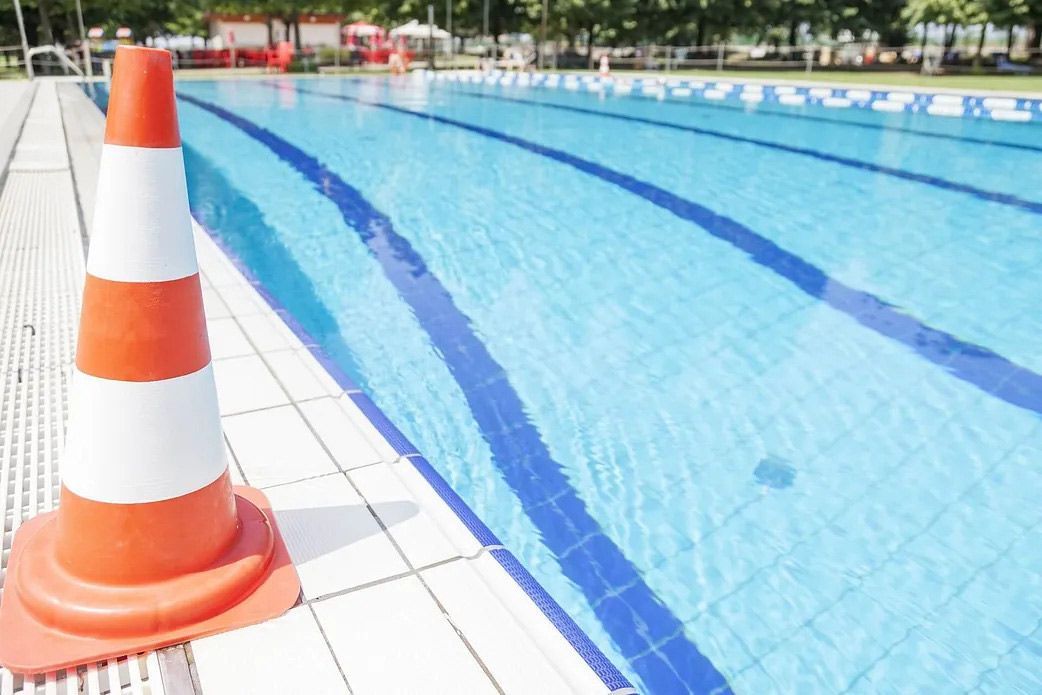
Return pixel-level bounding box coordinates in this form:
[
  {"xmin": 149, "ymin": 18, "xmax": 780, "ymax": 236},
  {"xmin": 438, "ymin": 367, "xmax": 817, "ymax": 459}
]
[
  {"xmin": 553, "ymin": 0, "xmax": 637, "ymax": 66},
  {"xmin": 1029, "ymin": 0, "xmax": 1042, "ymax": 48},
  {"xmin": 827, "ymin": 0, "xmax": 907, "ymax": 45},
  {"xmin": 985, "ymin": 0, "xmax": 1030, "ymax": 53}
]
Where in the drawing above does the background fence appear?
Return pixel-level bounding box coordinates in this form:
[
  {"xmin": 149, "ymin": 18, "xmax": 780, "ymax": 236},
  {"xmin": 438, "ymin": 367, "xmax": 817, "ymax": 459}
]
[
  {"xmin": 3, "ymin": 40, "xmax": 1038, "ymax": 80},
  {"xmin": 569, "ymin": 43, "xmax": 1039, "ymax": 76},
  {"xmin": 245, "ymin": 41, "xmax": 1041, "ymax": 77}
]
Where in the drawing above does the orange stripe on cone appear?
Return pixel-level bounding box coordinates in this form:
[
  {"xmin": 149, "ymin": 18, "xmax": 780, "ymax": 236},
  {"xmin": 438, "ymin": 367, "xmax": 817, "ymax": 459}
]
[
  {"xmin": 54, "ymin": 473, "xmax": 238, "ymax": 585},
  {"xmin": 2, "ymin": 486, "xmax": 295, "ymax": 658},
  {"xmin": 104, "ymin": 46, "xmax": 180, "ymax": 148},
  {"xmin": 77, "ymin": 273, "xmax": 210, "ymax": 381},
  {"xmin": 0, "ymin": 45, "xmax": 299, "ymax": 675}
]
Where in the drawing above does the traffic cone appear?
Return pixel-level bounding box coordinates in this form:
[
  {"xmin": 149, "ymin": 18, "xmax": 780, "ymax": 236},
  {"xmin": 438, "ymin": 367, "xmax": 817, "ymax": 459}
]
[{"xmin": 0, "ymin": 46, "xmax": 299, "ymax": 674}]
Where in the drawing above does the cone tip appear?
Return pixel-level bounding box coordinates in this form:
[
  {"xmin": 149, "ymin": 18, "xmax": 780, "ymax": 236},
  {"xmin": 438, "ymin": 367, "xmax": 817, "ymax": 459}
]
[
  {"xmin": 116, "ymin": 44, "xmax": 171, "ymax": 59},
  {"xmin": 105, "ymin": 46, "xmax": 180, "ymax": 148}
]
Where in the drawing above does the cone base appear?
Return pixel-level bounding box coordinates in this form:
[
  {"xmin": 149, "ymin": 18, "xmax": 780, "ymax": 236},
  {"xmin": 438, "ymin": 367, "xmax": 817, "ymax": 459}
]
[{"xmin": 0, "ymin": 486, "xmax": 300, "ymax": 674}]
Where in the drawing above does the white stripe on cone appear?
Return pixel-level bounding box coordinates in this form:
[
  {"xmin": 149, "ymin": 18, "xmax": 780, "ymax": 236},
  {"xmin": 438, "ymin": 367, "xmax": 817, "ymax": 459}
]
[
  {"xmin": 89, "ymin": 145, "xmax": 198, "ymax": 283},
  {"xmin": 62, "ymin": 364, "xmax": 227, "ymax": 504}
]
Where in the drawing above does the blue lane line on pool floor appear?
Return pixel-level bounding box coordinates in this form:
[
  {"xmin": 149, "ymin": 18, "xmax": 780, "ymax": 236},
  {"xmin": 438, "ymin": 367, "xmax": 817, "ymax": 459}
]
[
  {"xmin": 276, "ymin": 81, "xmax": 1042, "ymax": 421},
  {"xmin": 443, "ymin": 86, "xmax": 1042, "ymax": 217},
  {"xmin": 177, "ymin": 91, "xmax": 727, "ymax": 695},
  {"xmin": 179, "ymin": 134, "xmax": 627, "ymax": 689},
  {"xmin": 479, "ymin": 79, "xmax": 1042, "ymax": 155},
  {"xmin": 188, "ymin": 143, "xmax": 633, "ymax": 695}
]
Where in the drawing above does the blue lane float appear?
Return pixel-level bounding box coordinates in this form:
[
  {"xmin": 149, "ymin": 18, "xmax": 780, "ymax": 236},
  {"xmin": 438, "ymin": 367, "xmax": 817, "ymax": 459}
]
[
  {"xmin": 433, "ymin": 69, "xmax": 1042, "ymax": 124},
  {"xmin": 445, "ymin": 77, "xmax": 1042, "ymax": 154}
]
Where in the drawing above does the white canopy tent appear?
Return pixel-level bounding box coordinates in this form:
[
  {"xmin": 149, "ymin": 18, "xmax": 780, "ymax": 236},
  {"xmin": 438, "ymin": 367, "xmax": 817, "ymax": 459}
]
[
  {"xmin": 389, "ymin": 20, "xmax": 451, "ymax": 40},
  {"xmin": 389, "ymin": 19, "xmax": 453, "ymax": 57}
]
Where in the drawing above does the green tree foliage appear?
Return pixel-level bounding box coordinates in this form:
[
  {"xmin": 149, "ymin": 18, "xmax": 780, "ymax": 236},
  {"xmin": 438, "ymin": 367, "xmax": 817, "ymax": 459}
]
[
  {"xmin": 2, "ymin": 0, "xmax": 1038, "ymax": 54},
  {"xmin": 0, "ymin": 0, "xmax": 210, "ymax": 46}
]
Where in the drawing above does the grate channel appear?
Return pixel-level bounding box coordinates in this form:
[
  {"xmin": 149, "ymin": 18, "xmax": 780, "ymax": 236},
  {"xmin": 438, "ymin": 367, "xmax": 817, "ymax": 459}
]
[{"xmin": 0, "ymin": 83, "xmax": 167, "ymax": 695}]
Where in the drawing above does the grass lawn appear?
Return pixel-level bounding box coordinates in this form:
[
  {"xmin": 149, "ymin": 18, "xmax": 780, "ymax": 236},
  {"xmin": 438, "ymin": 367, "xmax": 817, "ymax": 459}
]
[{"xmin": 601, "ymin": 68, "xmax": 1042, "ymax": 94}]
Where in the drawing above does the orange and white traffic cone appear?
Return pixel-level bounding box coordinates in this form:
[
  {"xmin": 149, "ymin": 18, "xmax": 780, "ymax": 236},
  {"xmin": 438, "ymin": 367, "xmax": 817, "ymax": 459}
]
[{"xmin": 0, "ymin": 46, "xmax": 299, "ymax": 674}]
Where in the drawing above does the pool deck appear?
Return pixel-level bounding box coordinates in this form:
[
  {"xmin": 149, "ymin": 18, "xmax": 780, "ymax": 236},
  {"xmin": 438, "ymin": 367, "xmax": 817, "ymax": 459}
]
[{"xmin": 0, "ymin": 79, "xmax": 628, "ymax": 695}]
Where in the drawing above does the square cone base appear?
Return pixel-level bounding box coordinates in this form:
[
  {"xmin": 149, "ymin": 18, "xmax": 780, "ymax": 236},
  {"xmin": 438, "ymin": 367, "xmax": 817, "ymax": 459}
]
[{"xmin": 0, "ymin": 486, "xmax": 300, "ymax": 674}]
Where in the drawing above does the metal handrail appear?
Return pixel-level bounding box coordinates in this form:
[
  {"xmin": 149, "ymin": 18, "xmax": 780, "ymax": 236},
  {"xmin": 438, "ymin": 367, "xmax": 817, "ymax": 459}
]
[{"xmin": 26, "ymin": 44, "xmax": 85, "ymax": 79}]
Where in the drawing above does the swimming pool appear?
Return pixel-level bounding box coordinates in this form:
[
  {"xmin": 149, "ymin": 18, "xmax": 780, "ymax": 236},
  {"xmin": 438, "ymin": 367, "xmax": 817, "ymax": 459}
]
[{"xmin": 128, "ymin": 74, "xmax": 1042, "ymax": 692}]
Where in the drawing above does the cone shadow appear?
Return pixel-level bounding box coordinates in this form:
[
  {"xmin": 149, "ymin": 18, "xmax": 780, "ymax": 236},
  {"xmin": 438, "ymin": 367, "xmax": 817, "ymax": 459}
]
[{"xmin": 272, "ymin": 500, "xmax": 419, "ymax": 564}]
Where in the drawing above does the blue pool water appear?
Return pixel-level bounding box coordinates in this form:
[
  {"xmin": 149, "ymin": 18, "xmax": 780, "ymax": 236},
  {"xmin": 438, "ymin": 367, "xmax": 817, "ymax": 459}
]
[{"xmin": 137, "ymin": 76, "xmax": 1042, "ymax": 692}]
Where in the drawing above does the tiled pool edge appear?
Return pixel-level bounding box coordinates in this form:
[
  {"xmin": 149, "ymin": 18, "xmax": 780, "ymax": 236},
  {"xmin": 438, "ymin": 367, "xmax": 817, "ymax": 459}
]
[
  {"xmin": 429, "ymin": 69, "xmax": 1042, "ymax": 123},
  {"xmin": 197, "ymin": 221, "xmax": 636, "ymax": 694}
]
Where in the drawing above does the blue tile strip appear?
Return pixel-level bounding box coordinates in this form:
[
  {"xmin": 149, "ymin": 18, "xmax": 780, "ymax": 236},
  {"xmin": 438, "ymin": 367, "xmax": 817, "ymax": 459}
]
[
  {"xmin": 490, "ymin": 548, "xmax": 633, "ymax": 692},
  {"xmin": 407, "ymin": 456, "xmax": 503, "ymax": 547},
  {"xmin": 347, "ymin": 391, "xmax": 421, "ymax": 457},
  {"xmin": 275, "ymin": 81, "xmax": 1042, "ymax": 421},
  {"xmin": 176, "ymin": 92, "xmax": 721, "ymax": 693},
  {"xmin": 444, "ymin": 87, "xmax": 1042, "ymax": 216}
]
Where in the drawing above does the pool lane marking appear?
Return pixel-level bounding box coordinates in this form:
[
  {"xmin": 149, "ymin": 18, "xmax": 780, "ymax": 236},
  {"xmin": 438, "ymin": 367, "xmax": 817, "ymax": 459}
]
[
  {"xmin": 176, "ymin": 91, "xmax": 731, "ymax": 695},
  {"xmin": 269, "ymin": 81, "xmax": 1042, "ymax": 420},
  {"xmin": 442, "ymin": 87, "xmax": 1042, "ymax": 217},
  {"xmin": 483, "ymin": 80, "xmax": 1042, "ymax": 155}
]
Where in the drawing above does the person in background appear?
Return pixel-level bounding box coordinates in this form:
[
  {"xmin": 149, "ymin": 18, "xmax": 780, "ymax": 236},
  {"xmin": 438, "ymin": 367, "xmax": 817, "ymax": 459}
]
[{"xmin": 389, "ymin": 48, "xmax": 405, "ymax": 75}]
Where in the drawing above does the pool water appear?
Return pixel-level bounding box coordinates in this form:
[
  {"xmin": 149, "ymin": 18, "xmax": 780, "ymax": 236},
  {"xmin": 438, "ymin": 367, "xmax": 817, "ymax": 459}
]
[{"xmin": 163, "ymin": 75, "xmax": 1041, "ymax": 693}]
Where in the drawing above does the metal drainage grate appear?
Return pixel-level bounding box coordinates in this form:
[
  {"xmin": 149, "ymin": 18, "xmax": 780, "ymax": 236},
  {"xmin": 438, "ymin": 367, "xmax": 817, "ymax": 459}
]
[
  {"xmin": 0, "ymin": 84, "xmax": 168, "ymax": 695},
  {"xmin": 2, "ymin": 654, "xmax": 167, "ymax": 695}
]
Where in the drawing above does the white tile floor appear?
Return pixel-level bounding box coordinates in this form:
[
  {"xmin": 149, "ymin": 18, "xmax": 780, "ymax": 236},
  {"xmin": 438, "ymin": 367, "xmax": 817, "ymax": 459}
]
[
  {"xmin": 213, "ymin": 353, "xmax": 290, "ymax": 415},
  {"xmin": 192, "ymin": 607, "xmax": 348, "ymax": 695},
  {"xmin": 297, "ymin": 398, "xmax": 383, "ymax": 471},
  {"xmin": 190, "ymin": 226, "xmax": 616, "ymax": 694},
  {"xmin": 314, "ymin": 577, "xmax": 498, "ymax": 695},
  {"xmin": 265, "ymin": 475, "xmax": 408, "ymax": 598}
]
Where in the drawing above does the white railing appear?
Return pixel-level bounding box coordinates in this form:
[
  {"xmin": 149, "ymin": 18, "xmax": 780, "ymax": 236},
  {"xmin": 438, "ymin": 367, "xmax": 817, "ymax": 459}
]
[
  {"xmin": 26, "ymin": 44, "xmax": 85, "ymax": 78},
  {"xmin": 5, "ymin": 43, "xmax": 95, "ymax": 80},
  {"xmin": 534, "ymin": 42, "xmax": 1040, "ymax": 77},
  {"xmin": 77, "ymin": 40, "xmax": 1038, "ymax": 79}
]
